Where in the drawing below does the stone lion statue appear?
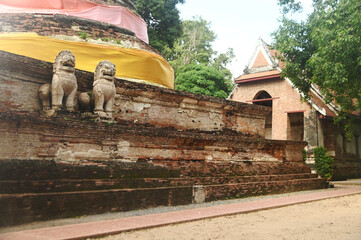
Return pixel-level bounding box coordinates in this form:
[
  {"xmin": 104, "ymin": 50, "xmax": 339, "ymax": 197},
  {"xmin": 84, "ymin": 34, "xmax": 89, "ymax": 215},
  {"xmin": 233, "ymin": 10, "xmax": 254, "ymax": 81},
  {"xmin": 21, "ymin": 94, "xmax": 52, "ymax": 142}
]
[
  {"xmin": 39, "ymin": 50, "xmax": 77, "ymax": 113},
  {"xmin": 52, "ymin": 50, "xmax": 77, "ymax": 111},
  {"xmin": 92, "ymin": 60, "xmax": 116, "ymax": 118}
]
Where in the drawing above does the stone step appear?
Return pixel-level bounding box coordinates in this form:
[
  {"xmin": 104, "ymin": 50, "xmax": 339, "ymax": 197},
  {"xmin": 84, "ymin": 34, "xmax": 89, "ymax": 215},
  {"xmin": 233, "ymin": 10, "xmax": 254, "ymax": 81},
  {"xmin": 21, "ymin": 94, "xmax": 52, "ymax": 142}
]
[
  {"xmin": 0, "ymin": 160, "xmax": 180, "ymax": 181},
  {"xmin": 0, "ymin": 178, "xmax": 327, "ymax": 227},
  {"xmin": 0, "ymin": 173, "xmax": 319, "ymax": 194},
  {"xmin": 0, "ymin": 159, "xmax": 311, "ymax": 180},
  {"xmin": 0, "ymin": 186, "xmax": 192, "ymax": 227},
  {"xmin": 203, "ymin": 178, "xmax": 327, "ymax": 202}
]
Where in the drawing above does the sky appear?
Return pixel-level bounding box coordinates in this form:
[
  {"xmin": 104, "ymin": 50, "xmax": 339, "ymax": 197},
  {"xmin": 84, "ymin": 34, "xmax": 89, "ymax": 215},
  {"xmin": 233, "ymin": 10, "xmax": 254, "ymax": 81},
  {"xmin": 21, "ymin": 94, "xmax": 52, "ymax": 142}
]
[{"xmin": 177, "ymin": 0, "xmax": 313, "ymax": 78}]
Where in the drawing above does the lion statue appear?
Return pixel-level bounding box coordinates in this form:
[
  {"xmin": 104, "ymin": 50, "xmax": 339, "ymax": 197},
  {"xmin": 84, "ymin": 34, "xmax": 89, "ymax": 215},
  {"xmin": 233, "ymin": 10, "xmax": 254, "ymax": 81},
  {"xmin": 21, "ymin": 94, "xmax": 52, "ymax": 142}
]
[
  {"xmin": 38, "ymin": 50, "xmax": 77, "ymax": 113},
  {"xmin": 92, "ymin": 60, "xmax": 116, "ymax": 118}
]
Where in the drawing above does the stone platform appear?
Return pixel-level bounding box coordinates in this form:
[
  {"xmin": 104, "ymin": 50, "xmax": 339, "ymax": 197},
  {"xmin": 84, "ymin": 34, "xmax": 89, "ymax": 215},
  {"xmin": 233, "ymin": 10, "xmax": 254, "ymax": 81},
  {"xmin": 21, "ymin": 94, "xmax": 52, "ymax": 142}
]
[
  {"xmin": 0, "ymin": 51, "xmax": 327, "ymax": 227},
  {"xmin": 1, "ymin": 185, "xmax": 359, "ymax": 240}
]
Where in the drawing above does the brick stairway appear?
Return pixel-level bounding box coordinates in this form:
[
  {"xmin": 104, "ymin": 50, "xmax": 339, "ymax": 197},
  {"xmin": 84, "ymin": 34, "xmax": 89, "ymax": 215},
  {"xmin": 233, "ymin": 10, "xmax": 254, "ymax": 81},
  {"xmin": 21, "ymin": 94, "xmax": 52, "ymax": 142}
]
[{"xmin": 0, "ymin": 159, "xmax": 326, "ymax": 227}]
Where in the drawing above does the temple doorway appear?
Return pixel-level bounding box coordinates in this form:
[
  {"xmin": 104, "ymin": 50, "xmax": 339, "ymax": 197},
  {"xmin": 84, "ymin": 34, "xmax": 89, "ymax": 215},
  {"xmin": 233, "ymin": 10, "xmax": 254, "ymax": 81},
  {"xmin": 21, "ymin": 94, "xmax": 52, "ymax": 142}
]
[{"xmin": 253, "ymin": 91, "xmax": 273, "ymax": 139}]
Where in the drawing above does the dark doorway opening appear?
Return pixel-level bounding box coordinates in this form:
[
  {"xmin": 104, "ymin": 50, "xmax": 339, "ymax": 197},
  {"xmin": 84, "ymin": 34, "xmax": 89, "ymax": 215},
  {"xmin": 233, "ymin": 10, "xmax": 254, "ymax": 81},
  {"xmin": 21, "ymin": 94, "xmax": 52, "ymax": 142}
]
[
  {"xmin": 253, "ymin": 91, "xmax": 272, "ymax": 139},
  {"xmin": 287, "ymin": 112, "xmax": 304, "ymax": 141}
]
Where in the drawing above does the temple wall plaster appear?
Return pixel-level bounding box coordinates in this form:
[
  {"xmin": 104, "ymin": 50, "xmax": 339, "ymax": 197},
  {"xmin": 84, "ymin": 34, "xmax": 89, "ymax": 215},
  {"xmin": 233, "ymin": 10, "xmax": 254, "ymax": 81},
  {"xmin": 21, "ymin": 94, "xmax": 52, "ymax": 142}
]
[
  {"xmin": 0, "ymin": 51, "xmax": 270, "ymax": 137},
  {"xmin": 0, "ymin": 51, "xmax": 308, "ymax": 166}
]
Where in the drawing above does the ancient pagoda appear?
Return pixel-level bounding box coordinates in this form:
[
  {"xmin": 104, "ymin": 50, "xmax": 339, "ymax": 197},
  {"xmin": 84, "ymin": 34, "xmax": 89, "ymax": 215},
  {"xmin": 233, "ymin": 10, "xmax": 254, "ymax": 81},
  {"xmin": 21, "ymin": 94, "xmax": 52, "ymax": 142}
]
[{"xmin": 0, "ymin": 0, "xmax": 326, "ymax": 227}]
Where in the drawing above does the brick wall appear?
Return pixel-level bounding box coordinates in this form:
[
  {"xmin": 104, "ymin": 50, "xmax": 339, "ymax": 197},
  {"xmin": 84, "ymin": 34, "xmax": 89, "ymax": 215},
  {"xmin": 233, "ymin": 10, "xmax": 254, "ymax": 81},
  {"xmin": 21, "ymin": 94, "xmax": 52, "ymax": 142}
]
[
  {"xmin": 0, "ymin": 110, "xmax": 302, "ymax": 163},
  {"xmin": 231, "ymin": 78, "xmax": 361, "ymax": 180},
  {"xmin": 0, "ymin": 51, "xmax": 310, "ymax": 164},
  {"xmin": 0, "ymin": 156, "xmax": 325, "ymax": 227},
  {"xmin": 0, "ymin": 51, "xmax": 269, "ymax": 136},
  {"xmin": 0, "ymin": 13, "xmax": 157, "ymax": 53},
  {"xmin": 89, "ymin": 0, "xmax": 136, "ymax": 9},
  {"xmin": 251, "ymin": 51, "xmax": 269, "ymax": 68},
  {"xmin": 230, "ymin": 78, "xmax": 313, "ymax": 140}
]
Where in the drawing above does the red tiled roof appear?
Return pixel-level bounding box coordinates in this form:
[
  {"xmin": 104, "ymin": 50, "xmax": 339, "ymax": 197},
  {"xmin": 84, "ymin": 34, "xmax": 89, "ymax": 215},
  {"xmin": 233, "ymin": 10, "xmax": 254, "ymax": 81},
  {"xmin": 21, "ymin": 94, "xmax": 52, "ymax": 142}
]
[{"xmin": 235, "ymin": 70, "xmax": 281, "ymax": 83}]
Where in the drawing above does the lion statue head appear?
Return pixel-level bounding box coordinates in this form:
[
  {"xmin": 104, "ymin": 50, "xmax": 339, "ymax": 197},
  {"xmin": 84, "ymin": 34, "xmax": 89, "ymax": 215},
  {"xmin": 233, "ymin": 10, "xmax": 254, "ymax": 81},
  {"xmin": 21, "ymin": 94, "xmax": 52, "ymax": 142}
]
[
  {"xmin": 94, "ymin": 60, "xmax": 116, "ymax": 85},
  {"xmin": 53, "ymin": 50, "xmax": 76, "ymax": 73}
]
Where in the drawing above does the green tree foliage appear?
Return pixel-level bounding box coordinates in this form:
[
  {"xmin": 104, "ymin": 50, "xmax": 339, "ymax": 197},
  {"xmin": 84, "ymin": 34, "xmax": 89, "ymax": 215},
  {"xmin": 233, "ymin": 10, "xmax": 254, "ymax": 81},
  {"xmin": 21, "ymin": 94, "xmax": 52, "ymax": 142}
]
[
  {"xmin": 211, "ymin": 48, "xmax": 235, "ymax": 92},
  {"xmin": 167, "ymin": 17, "xmax": 216, "ymax": 67},
  {"xmin": 169, "ymin": 17, "xmax": 235, "ymax": 98},
  {"xmin": 175, "ymin": 63, "xmax": 230, "ymax": 99},
  {"xmin": 134, "ymin": 0, "xmax": 184, "ymax": 55},
  {"xmin": 314, "ymin": 146, "xmax": 334, "ymax": 180},
  {"xmin": 273, "ymin": 0, "xmax": 361, "ymax": 136}
]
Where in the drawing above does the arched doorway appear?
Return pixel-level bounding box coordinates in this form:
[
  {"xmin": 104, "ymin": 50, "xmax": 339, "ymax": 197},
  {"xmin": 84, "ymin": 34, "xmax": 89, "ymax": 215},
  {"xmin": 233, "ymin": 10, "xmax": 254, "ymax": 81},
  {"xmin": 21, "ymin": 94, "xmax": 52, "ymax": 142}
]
[
  {"xmin": 253, "ymin": 91, "xmax": 273, "ymax": 139},
  {"xmin": 253, "ymin": 90, "xmax": 273, "ymax": 107}
]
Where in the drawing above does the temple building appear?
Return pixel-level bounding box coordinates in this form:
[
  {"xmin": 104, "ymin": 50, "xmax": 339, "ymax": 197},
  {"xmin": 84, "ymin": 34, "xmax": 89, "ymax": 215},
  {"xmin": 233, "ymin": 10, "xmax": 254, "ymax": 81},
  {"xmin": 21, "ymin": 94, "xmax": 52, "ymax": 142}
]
[{"xmin": 229, "ymin": 38, "xmax": 361, "ymax": 180}]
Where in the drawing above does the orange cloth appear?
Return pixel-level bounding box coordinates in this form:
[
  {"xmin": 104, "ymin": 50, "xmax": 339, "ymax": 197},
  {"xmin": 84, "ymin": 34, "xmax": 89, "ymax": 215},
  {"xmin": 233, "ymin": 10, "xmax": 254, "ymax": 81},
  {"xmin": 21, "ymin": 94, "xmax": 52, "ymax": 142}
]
[{"xmin": 0, "ymin": 33, "xmax": 174, "ymax": 88}]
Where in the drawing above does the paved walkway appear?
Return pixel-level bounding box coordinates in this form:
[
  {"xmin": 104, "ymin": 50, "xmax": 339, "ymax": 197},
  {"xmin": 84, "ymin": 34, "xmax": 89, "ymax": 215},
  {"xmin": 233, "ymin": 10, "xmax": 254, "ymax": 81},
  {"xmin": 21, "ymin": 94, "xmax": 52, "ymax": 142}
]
[
  {"xmin": 331, "ymin": 178, "xmax": 361, "ymax": 186},
  {"xmin": 1, "ymin": 184, "xmax": 361, "ymax": 240}
]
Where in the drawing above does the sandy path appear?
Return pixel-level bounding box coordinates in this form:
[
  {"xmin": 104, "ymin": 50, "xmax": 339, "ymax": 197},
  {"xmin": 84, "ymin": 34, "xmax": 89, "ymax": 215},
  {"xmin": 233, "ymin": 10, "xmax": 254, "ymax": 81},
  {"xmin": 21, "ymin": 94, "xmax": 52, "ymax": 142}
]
[{"xmin": 97, "ymin": 193, "xmax": 361, "ymax": 240}]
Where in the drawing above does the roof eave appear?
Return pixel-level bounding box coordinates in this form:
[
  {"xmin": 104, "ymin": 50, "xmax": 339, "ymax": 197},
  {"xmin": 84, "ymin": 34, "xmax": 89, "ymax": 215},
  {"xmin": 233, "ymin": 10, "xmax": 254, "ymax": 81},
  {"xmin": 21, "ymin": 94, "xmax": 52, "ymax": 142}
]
[{"xmin": 235, "ymin": 74, "xmax": 281, "ymax": 84}]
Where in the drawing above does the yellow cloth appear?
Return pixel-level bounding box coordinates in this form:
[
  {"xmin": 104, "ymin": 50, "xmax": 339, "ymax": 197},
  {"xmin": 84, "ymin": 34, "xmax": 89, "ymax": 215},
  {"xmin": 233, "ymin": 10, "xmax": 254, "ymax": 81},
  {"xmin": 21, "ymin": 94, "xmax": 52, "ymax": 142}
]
[{"xmin": 0, "ymin": 33, "xmax": 174, "ymax": 88}]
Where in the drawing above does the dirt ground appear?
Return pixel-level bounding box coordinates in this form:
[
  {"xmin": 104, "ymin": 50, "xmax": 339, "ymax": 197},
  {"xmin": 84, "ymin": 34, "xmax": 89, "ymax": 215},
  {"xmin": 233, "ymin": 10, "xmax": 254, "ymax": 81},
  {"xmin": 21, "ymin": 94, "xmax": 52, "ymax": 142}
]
[{"xmin": 97, "ymin": 193, "xmax": 361, "ymax": 240}]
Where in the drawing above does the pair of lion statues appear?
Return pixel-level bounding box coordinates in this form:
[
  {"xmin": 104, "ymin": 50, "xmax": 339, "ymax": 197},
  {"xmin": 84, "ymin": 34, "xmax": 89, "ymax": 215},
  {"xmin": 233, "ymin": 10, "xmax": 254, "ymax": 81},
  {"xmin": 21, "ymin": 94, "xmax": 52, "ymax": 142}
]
[{"xmin": 39, "ymin": 50, "xmax": 116, "ymax": 118}]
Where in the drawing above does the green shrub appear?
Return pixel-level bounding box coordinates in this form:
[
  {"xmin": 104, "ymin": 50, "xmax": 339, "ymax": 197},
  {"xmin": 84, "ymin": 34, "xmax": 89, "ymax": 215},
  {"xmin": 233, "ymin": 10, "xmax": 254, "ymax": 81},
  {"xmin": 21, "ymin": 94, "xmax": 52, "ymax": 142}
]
[
  {"xmin": 78, "ymin": 31, "xmax": 89, "ymax": 40},
  {"xmin": 302, "ymin": 149, "xmax": 307, "ymax": 163},
  {"xmin": 314, "ymin": 146, "xmax": 334, "ymax": 181}
]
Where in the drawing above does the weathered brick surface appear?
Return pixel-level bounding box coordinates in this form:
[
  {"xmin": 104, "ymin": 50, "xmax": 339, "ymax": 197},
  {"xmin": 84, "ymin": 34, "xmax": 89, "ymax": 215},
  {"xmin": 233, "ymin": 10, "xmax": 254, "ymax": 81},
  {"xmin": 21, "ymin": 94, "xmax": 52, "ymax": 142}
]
[
  {"xmin": 0, "ymin": 158, "xmax": 311, "ymax": 183},
  {"xmin": 89, "ymin": 0, "xmax": 136, "ymax": 9},
  {"xmin": 0, "ymin": 187, "xmax": 193, "ymax": 227},
  {"xmin": 0, "ymin": 157, "xmax": 324, "ymax": 227},
  {"xmin": 230, "ymin": 79, "xmax": 313, "ymax": 140},
  {"xmin": 0, "ymin": 51, "xmax": 270, "ymax": 136},
  {"xmin": 0, "ymin": 51, "xmax": 327, "ymax": 227},
  {"xmin": 205, "ymin": 179, "xmax": 327, "ymax": 201},
  {"xmin": 0, "ymin": 13, "xmax": 158, "ymax": 53},
  {"xmin": 0, "ymin": 177, "xmax": 327, "ymax": 227},
  {"xmin": 0, "ymin": 173, "xmax": 318, "ymax": 194},
  {"xmin": 333, "ymin": 160, "xmax": 361, "ymax": 180},
  {"xmin": 0, "ymin": 111, "xmax": 302, "ymax": 163},
  {"xmin": 230, "ymin": 78, "xmax": 361, "ymax": 180},
  {"xmin": 251, "ymin": 51, "xmax": 269, "ymax": 68},
  {"xmin": 0, "ymin": 110, "xmax": 324, "ymax": 227}
]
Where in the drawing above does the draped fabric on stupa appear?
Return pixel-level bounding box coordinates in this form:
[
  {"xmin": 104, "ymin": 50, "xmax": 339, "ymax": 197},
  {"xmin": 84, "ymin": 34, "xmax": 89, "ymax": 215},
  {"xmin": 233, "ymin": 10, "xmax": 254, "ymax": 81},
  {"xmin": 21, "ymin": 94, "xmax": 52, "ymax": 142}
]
[
  {"xmin": 0, "ymin": 33, "xmax": 174, "ymax": 88},
  {"xmin": 0, "ymin": 0, "xmax": 148, "ymax": 43}
]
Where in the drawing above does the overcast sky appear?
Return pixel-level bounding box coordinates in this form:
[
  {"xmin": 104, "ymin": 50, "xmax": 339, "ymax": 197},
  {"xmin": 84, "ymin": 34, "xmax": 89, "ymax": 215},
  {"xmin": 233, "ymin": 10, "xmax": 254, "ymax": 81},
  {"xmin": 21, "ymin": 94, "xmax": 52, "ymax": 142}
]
[{"xmin": 177, "ymin": 0, "xmax": 313, "ymax": 78}]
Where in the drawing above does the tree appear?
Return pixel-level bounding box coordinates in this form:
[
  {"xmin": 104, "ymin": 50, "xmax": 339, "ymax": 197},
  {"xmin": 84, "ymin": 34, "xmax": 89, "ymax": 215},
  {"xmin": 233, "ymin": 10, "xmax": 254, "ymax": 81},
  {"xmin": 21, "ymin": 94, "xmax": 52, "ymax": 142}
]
[
  {"xmin": 134, "ymin": 0, "xmax": 184, "ymax": 55},
  {"xmin": 168, "ymin": 17, "xmax": 235, "ymax": 98},
  {"xmin": 273, "ymin": 0, "xmax": 361, "ymax": 136},
  {"xmin": 167, "ymin": 17, "xmax": 216, "ymax": 67},
  {"xmin": 175, "ymin": 63, "xmax": 230, "ymax": 99},
  {"xmin": 211, "ymin": 48, "xmax": 235, "ymax": 92}
]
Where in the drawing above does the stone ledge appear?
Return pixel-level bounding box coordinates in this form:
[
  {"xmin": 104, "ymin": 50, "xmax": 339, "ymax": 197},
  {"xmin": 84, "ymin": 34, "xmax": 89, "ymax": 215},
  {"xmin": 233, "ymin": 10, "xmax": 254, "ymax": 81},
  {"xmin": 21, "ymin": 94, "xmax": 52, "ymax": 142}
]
[
  {"xmin": 0, "ymin": 110, "xmax": 306, "ymax": 163},
  {"xmin": 0, "ymin": 13, "xmax": 158, "ymax": 53}
]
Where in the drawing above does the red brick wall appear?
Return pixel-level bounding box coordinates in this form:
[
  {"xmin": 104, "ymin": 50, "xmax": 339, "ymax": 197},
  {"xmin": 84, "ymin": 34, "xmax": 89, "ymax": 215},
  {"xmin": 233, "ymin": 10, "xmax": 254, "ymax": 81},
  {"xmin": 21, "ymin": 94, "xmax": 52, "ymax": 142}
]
[
  {"xmin": 251, "ymin": 51, "xmax": 269, "ymax": 68},
  {"xmin": 0, "ymin": 51, "xmax": 329, "ymax": 227},
  {"xmin": 230, "ymin": 78, "xmax": 313, "ymax": 140},
  {"xmin": 0, "ymin": 51, "xmax": 269, "ymax": 137},
  {"xmin": 0, "ymin": 110, "xmax": 297, "ymax": 163},
  {"xmin": 0, "ymin": 157, "xmax": 324, "ymax": 227},
  {"xmin": 0, "ymin": 51, "xmax": 308, "ymax": 164},
  {"xmin": 89, "ymin": 0, "xmax": 135, "ymax": 9}
]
